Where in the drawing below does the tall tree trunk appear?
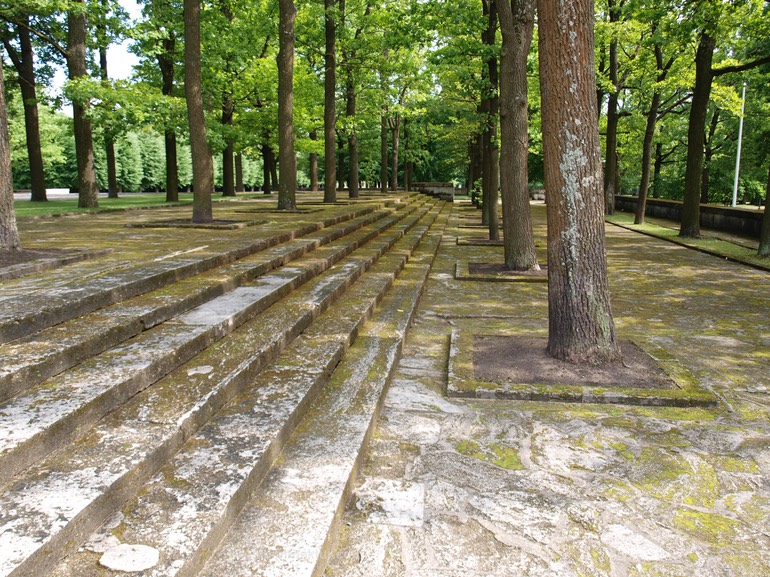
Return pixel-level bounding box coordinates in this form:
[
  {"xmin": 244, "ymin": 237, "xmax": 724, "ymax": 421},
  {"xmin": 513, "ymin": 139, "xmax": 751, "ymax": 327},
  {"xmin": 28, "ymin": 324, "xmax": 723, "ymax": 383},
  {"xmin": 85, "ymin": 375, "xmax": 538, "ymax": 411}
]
[
  {"xmin": 538, "ymin": 0, "xmax": 619, "ymax": 364},
  {"xmin": 652, "ymin": 142, "xmax": 663, "ymax": 198},
  {"xmin": 680, "ymin": 32, "xmax": 715, "ymax": 238},
  {"xmin": 603, "ymin": 0, "xmax": 620, "ymax": 215},
  {"xmin": 323, "ymin": 0, "xmax": 337, "ymax": 203},
  {"xmin": 346, "ymin": 76, "xmax": 359, "ymax": 198},
  {"xmin": 183, "ymin": 0, "xmax": 214, "ymax": 222},
  {"xmin": 758, "ymin": 165, "xmax": 770, "ymax": 257},
  {"xmin": 390, "ymin": 114, "xmax": 400, "ymax": 191},
  {"xmin": 235, "ymin": 152, "xmax": 244, "ymax": 192},
  {"xmin": 468, "ymin": 133, "xmax": 482, "ymax": 204},
  {"xmin": 0, "ymin": 65, "xmax": 21, "ymax": 250},
  {"xmin": 99, "ymin": 44, "xmax": 118, "ymax": 198},
  {"xmin": 482, "ymin": 0, "xmax": 500, "ymax": 241},
  {"xmin": 309, "ymin": 129, "xmax": 319, "ymax": 191},
  {"xmin": 158, "ymin": 36, "xmax": 179, "ymax": 202},
  {"xmin": 380, "ymin": 111, "xmax": 389, "ymax": 193},
  {"xmin": 498, "ymin": 0, "xmax": 538, "ymax": 270},
  {"xmin": 262, "ymin": 143, "xmax": 273, "ymax": 194},
  {"xmin": 10, "ymin": 21, "xmax": 47, "ymax": 201},
  {"xmin": 403, "ymin": 119, "xmax": 411, "ymax": 192},
  {"xmin": 221, "ymin": 100, "xmax": 235, "ymax": 197},
  {"xmin": 67, "ymin": 1, "xmax": 100, "ymax": 208},
  {"xmin": 337, "ymin": 135, "xmax": 346, "ymax": 192},
  {"xmin": 277, "ymin": 0, "xmax": 297, "ymax": 209}
]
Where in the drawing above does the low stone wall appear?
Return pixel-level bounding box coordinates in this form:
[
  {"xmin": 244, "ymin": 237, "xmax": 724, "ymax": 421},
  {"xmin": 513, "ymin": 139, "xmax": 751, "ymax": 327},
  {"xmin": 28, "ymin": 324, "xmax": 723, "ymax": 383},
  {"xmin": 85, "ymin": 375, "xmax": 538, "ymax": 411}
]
[
  {"xmin": 615, "ymin": 195, "xmax": 765, "ymax": 238},
  {"xmin": 412, "ymin": 182, "xmax": 455, "ymax": 202}
]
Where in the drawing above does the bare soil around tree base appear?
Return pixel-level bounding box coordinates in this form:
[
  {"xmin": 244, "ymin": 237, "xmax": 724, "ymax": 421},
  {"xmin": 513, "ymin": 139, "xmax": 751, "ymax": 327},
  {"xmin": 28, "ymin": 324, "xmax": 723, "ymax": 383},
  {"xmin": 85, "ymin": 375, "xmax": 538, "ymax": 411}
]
[{"xmin": 473, "ymin": 336, "xmax": 675, "ymax": 390}]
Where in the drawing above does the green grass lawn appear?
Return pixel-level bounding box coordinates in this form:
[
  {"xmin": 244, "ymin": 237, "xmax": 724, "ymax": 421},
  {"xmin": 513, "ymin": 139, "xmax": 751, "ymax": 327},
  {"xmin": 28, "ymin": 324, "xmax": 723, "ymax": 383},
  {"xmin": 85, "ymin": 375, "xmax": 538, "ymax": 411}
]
[{"xmin": 14, "ymin": 193, "xmax": 196, "ymax": 217}]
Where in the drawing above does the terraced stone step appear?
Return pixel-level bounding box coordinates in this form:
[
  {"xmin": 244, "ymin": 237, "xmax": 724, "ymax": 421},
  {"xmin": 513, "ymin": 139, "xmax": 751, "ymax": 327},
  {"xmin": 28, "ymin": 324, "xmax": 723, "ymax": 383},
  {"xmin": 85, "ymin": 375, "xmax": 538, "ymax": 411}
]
[
  {"xmin": 0, "ymin": 201, "xmax": 404, "ymax": 345},
  {"xmin": 0, "ymin": 201, "xmax": 420, "ymax": 403},
  {"xmin": 0, "ymin": 198, "xmax": 430, "ymax": 491},
  {"xmin": 0, "ymin": 199, "xmax": 443, "ymax": 577}
]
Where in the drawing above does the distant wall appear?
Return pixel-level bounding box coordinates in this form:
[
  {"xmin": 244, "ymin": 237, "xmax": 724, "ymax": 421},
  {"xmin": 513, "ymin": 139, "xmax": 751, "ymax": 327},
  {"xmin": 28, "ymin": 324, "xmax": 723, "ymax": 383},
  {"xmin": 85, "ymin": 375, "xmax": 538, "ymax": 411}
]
[{"xmin": 615, "ymin": 196, "xmax": 765, "ymax": 238}]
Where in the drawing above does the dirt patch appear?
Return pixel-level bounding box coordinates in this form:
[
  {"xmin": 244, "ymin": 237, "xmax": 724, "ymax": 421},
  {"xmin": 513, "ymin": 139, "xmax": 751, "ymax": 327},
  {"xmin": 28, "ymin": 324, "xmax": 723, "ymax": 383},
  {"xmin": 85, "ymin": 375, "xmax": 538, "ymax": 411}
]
[
  {"xmin": 473, "ymin": 336, "xmax": 675, "ymax": 390},
  {"xmin": 468, "ymin": 262, "xmax": 547, "ymax": 278}
]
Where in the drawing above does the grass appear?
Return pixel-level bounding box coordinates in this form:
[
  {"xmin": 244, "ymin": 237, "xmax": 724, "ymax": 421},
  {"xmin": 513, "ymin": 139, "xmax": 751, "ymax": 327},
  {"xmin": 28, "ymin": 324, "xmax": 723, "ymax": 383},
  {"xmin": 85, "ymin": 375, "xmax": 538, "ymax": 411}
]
[
  {"xmin": 606, "ymin": 213, "xmax": 770, "ymax": 270},
  {"xmin": 14, "ymin": 193, "xmax": 197, "ymax": 217}
]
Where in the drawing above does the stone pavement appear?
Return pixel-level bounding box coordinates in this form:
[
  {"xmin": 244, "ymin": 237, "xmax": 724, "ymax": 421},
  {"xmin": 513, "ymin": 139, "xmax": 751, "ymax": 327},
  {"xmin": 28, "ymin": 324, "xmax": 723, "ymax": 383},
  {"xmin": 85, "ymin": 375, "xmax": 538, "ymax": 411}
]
[{"xmin": 326, "ymin": 202, "xmax": 770, "ymax": 577}]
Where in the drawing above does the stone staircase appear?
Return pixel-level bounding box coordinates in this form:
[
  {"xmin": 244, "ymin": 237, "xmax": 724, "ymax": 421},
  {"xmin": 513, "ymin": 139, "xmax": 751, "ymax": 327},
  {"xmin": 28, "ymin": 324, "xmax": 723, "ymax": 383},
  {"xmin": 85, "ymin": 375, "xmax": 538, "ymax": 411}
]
[{"xmin": 0, "ymin": 193, "xmax": 450, "ymax": 577}]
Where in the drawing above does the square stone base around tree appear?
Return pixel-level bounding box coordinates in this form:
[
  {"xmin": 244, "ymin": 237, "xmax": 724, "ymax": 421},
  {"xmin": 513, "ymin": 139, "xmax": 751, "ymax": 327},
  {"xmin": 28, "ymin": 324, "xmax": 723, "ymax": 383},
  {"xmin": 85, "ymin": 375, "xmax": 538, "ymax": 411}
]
[
  {"xmin": 446, "ymin": 328, "xmax": 718, "ymax": 407},
  {"xmin": 455, "ymin": 260, "xmax": 548, "ymax": 283}
]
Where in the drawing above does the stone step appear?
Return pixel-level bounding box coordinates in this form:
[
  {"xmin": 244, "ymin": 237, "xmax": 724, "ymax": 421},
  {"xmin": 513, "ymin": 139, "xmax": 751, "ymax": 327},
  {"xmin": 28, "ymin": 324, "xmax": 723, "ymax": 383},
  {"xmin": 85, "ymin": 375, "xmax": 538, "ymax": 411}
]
[
  {"xmin": 0, "ymin": 202, "xmax": 416, "ymax": 403},
  {"xmin": 0, "ymin": 202, "xmax": 400, "ymax": 345},
  {"xmin": 0, "ymin": 198, "xmax": 443, "ymax": 577},
  {"xmin": 0, "ymin": 198, "xmax": 429, "ymax": 491},
  {"xmin": 48, "ymin": 202, "xmax": 447, "ymax": 577},
  {"xmin": 198, "ymin": 208, "xmax": 449, "ymax": 577}
]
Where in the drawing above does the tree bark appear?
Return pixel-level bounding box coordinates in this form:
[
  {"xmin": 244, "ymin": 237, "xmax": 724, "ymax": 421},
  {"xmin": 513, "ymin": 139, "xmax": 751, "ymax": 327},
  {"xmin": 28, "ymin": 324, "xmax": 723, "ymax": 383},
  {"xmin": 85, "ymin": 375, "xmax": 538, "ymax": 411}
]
[
  {"xmin": 10, "ymin": 21, "xmax": 47, "ymax": 202},
  {"xmin": 158, "ymin": 36, "xmax": 179, "ymax": 202},
  {"xmin": 337, "ymin": 135, "xmax": 346, "ymax": 192},
  {"xmin": 309, "ymin": 129, "xmax": 319, "ymax": 191},
  {"xmin": 759, "ymin": 165, "xmax": 770, "ymax": 257},
  {"xmin": 183, "ymin": 0, "xmax": 214, "ymax": 222},
  {"xmin": 277, "ymin": 0, "xmax": 297, "ymax": 209},
  {"xmin": 482, "ymin": 0, "xmax": 499, "ymax": 241},
  {"xmin": 235, "ymin": 152, "xmax": 244, "ymax": 192},
  {"xmin": 700, "ymin": 108, "xmax": 719, "ymax": 204},
  {"xmin": 498, "ymin": 0, "xmax": 538, "ymax": 270},
  {"xmin": 390, "ymin": 114, "xmax": 400, "ymax": 191},
  {"xmin": 262, "ymin": 143, "xmax": 273, "ymax": 194},
  {"xmin": 99, "ymin": 42, "xmax": 118, "ymax": 198},
  {"xmin": 0, "ymin": 65, "xmax": 21, "ymax": 250},
  {"xmin": 324, "ymin": 0, "xmax": 337, "ymax": 203},
  {"xmin": 603, "ymin": 0, "xmax": 619, "ymax": 215},
  {"xmin": 380, "ymin": 111, "xmax": 388, "ymax": 193},
  {"xmin": 346, "ymin": 75, "xmax": 359, "ymax": 198},
  {"xmin": 67, "ymin": 1, "xmax": 100, "ymax": 208},
  {"xmin": 538, "ymin": 0, "xmax": 620, "ymax": 364},
  {"xmin": 221, "ymin": 98, "xmax": 235, "ymax": 197},
  {"xmin": 679, "ymin": 31, "xmax": 715, "ymax": 238}
]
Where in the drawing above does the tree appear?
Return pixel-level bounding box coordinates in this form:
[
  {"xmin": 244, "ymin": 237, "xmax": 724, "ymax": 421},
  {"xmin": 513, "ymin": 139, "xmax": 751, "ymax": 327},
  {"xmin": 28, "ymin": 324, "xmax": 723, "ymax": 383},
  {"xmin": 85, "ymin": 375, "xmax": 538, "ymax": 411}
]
[
  {"xmin": 183, "ymin": 0, "xmax": 214, "ymax": 222},
  {"xmin": 323, "ymin": 0, "xmax": 337, "ymax": 202},
  {"xmin": 1, "ymin": 64, "xmax": 21, "ymax": 250},
  {"xmin": 2, "ymin": 17, "xmax": 47, "ymax": 201},
  {"xmin": 759, "ymin": 165, "xmax": 770, "ymax": 257},
  {"xmin": 497, "ymin": 0, "xmax": 538, "ymax": 270},
  {"xmin": 538, "ymin": 0, "xmax": 620, "ymax": 363},
  {"xmin": 277, "ymin": 0, "xmax": 297, "ymax": 209},
  {"xmin": 68, "ymin": 0, "xmax": 100, "ymax": 208},
  {"xmin": 480, "ymin": 0, "xmax": 499, "ymax": 239}
]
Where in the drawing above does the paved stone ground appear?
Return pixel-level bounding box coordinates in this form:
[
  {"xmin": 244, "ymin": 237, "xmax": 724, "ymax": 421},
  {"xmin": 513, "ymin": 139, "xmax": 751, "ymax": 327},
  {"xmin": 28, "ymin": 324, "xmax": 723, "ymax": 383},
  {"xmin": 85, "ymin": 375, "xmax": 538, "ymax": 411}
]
[{"xmin": 326, "ymin": 202, "xmax": 770, "ymax": 577}]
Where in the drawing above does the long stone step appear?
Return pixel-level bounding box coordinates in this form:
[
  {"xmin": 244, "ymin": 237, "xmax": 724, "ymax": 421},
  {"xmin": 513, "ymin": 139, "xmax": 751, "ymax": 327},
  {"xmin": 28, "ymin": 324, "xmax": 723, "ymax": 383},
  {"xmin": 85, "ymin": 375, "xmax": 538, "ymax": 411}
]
[
  {"xmin": 0, "ymin": 199, "xmax": 442, "ymax": 577},
  {"xmin": 0, "ymin": 202, "xmax": 415, "ymax": 403},
  {"xmin": 0, "ymin": 199, "xmax": 429, "ymax": 491},
  {"xmin": 0, "ymin": 201, "xmax": 398, "ymax": 345},
  {"xmin": 198, "ymin": 207, "xmax": 449, "ymax": 577},
  {"xmin": 48, "ymin": 202, "xmax": 447, "ymax": 577}
]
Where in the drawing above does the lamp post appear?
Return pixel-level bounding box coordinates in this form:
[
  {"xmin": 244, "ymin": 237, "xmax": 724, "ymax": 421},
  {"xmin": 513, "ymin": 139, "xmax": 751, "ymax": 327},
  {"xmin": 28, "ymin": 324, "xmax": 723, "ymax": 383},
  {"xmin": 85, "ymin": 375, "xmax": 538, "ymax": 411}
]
[{"xmin": 731, "ymin": 82, "xmax": 747, "ymax": 208}]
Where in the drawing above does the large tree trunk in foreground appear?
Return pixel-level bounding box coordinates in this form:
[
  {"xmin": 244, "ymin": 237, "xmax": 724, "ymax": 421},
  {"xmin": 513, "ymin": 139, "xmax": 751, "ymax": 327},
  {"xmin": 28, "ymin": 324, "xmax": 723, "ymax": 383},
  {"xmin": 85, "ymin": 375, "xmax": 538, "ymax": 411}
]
[
  {"xmin": 9, "ymin": 21, "xmax": 47, "ymax": 202},
  {"xmin": 679, "ymin": 32, "xmax": 715, "ymax": 238},
  {"xmin": 183, "ymin": 0, "xmax": 214, "ymax": 222},
  {"xmin": 67, "ymin": 1, "xmax": 100, "ymax": 209},
  {"xmin": 0, "ymin": 65, "xmax": 21, "ymax": 250},
  {"xmin": 759, "ymin": 165, "xmax": 770, "ymax": 257},
  {"xmin": 323, "ymin": 0, "xmax": 337, "ymax": 203},
  {"xmin": 538, "ymin": 0, "xmax": 620, "ymax": 364},
  {"xmin": 277, "ymin": 0, "xmax": 297, "ymax": 209},
  {"xmin": 498, "ymin": 0, "xmax": 538, "ymax": 270}
]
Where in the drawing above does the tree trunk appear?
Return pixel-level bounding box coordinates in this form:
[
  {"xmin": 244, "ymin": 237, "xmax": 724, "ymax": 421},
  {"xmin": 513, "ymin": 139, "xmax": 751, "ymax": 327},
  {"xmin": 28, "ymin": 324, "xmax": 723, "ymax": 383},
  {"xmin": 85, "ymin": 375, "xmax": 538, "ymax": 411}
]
[
  {"xmin": 403, "ymin": 119, "xmax": 412, "ymax": 192},
  {"xmin": 277, "ymin": 0, "xmax": 297, "ymax": 209},
  {"xmin": 158, "ymin": 36, "xmax": 179, "ymax": 202},
  {"xmin": 390, "ymin": 115, "xmax": 400, "ymax": 191},
  {"xmin": 652, "ymin": 142, "xmax": 662, "ymax": 198},
  {"xmin": 14, "ymin": 21, "xmax": 47, "ymax": 202},
  {"xmin": 380, "ymin": 111, "xmax": 389, "ymax": 193},
  {"xmin": 0, "ymin": 65, "xmax": 21, "ymax": 250},
  {"xmin": 309, "ymin": 129, "xmax": 319, "ymax": 191},
  {"xmin": 183, "ymin": 0, "xmax": 214, "ymax": 222},
  {"xmin": 759, "ymin": 165, "xmax": 770, "ymax": 257},
  {"xmin": 262, "ymin": 143, "xmax": 273, "ymax": 194},
  {"xmin": 324, "ymin": 0, "xmax": 337, "ymax": 203},
  {"xmin": 680, "ymin": 32, "xmax": 715, "ymax": 238},
  {"xmin": 98, "ymin": 45, "xmax": 119, "ymax": 198},
  {"xmin": 498, "ymin": 0, "xmax": 538, "ymax": 270},
  {"xmin": 221, "ymin": 101, "xmax": 235, "ymax": 197},
  {"xmin": 700, "ymin": 108, "xmax": 719, "ymax": 204},
  {"xmin": 538, "ymin": 0, "xmax": 620, "ymax": 364},
  {"xmin": 346, "ymin": 76, "xmax": 359, "ymax": 198},
  {"xmin": 67, "ymin": 2, "xmax": 100, "ymax": 209},
  {"xmin": 603, "ymin": 0, "xmax": 619, "ymax": 215},
  {"xmin": 235, "ymin": 152, "xmax": 244, "ymax": 192},
  {"xmin": 337, "ymin": 135, "xmax": 346, "ymax": 192},
  {"xmin": 482, "ymin": 0, "xmax": 499, "ymax": 241}
]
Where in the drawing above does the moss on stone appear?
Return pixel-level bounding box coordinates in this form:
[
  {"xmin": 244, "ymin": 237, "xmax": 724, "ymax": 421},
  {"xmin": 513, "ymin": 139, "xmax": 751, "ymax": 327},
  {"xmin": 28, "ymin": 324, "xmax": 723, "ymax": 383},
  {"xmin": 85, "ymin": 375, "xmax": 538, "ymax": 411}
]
[{"xmin": 672, "ymin": 509, "xmax": 740, "ymax": 546}]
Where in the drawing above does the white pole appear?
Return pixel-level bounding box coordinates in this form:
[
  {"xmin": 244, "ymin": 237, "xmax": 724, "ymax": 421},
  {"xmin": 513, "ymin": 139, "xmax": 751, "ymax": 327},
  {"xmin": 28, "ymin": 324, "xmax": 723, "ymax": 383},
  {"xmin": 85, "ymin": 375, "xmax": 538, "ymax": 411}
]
[{"xmin": 731, "ymin": 82, "xmax": 747, "ymax": 207}]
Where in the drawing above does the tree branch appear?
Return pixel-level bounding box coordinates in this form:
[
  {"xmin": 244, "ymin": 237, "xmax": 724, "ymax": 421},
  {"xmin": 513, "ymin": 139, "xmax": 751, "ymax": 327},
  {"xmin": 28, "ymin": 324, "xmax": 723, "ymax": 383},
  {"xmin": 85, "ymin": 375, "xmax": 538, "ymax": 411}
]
[{"xmin": 713, "ymin": 54, "xmax": 770, "ymax": 77}]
